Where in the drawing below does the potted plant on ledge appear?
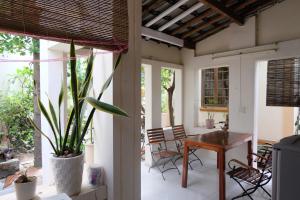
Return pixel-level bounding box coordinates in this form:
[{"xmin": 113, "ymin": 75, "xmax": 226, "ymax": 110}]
[
  {"xmin": 29, "ymin": 41, "xmax": 128, "ymax": 196},
  {"xmin": 206, "ymin": 112, "xmax": 215, "ymax": 129},
  {"xmin": 4, "ymin": 170, "xmax": 37, "ymax": 200}
]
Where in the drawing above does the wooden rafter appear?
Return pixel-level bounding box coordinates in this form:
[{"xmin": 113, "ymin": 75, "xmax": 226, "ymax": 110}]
[
  {"xmin": 234, "ymin": 0, "xmax": 257, "ymax": 11},
  {"xmin": 192, "ymin": 21, "xmax": 230, "ymax": 42},
  {"xmin": 171, "ymin": 8, "xmax": 213, "ymax": 35},
  {"xmin": 183, "ymin": 0, "xmax": 257, "ymax": 40},
  {"xmin": 143, "ymin": 0, "xmax": 165, "ymax": 17},
  {"xmin": 182, "ymin": 14, "xmax": 223, "ymax": 38},
  {"xmin": 240, "ymin": 0, "xmax": 276, "ymax": 17},
  {"xmin": 171, "ymin": 0, "xmax": 240, "ymax": 36},
  {"xmin": 200, "ymin": 0, "xmax": 244, "ymax": 25}
]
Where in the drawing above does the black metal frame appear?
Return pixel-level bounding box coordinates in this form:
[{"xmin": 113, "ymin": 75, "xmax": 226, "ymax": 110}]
[
  {"xmin": 227, "ymin": 146, "xmax": 272, "ymax": 200},
  {"xmin": 146, "ymin": 128, "xmax": 181, "ymax": 181},
  {"xmin": 174, "ymin": 139, "xmax": 204, "ymax": 170},
  {"xmin": 148, "ymin": 141, "xmax": 181, "ymax": 180},
  {"xmin": 172, "ymin": 125, "xmax": 204, "ymax": 169}
]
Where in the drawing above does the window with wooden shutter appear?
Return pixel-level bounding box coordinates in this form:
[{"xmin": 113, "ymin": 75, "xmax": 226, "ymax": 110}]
[
  {"xmin": 267, "ymin": 57, "xmax": 300, "ymax": 107},
  {"xmin": 201, "ymin": 67, "xmax": 229, "ymax": 109}
]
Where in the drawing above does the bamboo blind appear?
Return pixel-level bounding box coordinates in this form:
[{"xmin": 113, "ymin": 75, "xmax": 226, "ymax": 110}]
[
  {"xmin": 0, "ymin": 0, "xmax": 128, "ymax": 51},
  {"xmin": 267, "ymin": 57, "xmax": 300, "ymax": 107}
]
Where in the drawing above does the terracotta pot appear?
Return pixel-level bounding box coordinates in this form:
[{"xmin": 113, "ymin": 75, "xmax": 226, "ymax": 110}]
[
  {"xmin": 206, "ymin": 119, "xmax": 215, "ymax": 129},
  {"xmin": 50, "ymin": 154, "xmax": 84, "ymax": 196},
  {"xmin": 84, "ymin": 143, "xmax": 94, "ymax": 165},
  {"xmin": 14, "ymin": 177, "xmax": 37, "ymax": 200}
]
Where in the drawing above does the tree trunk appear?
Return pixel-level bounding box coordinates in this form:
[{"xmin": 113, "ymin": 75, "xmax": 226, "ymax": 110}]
[
  {"xmin": 33, "ymin": 39, "xmax": 42, "ymax": 168},
  {"xmin": 167, "ymin": 72, "xmax": 175, "ymax": 127}
]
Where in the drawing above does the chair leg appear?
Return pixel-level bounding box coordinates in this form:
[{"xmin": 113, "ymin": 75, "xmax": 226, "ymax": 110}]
[
  {"xmin": 231, "ymin": 178, "xmax": 254, "ymax": 200},
  {"xmin": 171, "ymin": 158, "xmax": 181, "ymax": 175},
  {"xmin": 261, "ymin": 186, "xmax": 271, "ymax": 197},
  {"xmin": 191, "ymin": 151, "xmax": 204, "ymax": 166}
]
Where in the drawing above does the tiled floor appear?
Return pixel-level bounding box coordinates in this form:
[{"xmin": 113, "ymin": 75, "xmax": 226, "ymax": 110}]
[{"xmin": 141, "ymin": 159, "xmax": 271, "ymax": 200}]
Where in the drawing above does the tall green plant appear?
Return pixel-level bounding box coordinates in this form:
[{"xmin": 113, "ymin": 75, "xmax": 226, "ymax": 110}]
[{"xmin": 29, "ymin": 41, "xmax": 128, "ymax": 157}]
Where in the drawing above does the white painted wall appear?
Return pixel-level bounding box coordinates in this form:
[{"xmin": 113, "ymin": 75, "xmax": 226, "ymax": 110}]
[
  {"xmin": 142, "ymin": 40, "xmax": 182, "ymax": 65},
  {"xmin": 0, "ymin": 56, "xmax": 31, "ymax": 93},
  {"xmin": 195, "ymin": 17, "xmax": 256, "ymax": 56},
  {"xmin": 257, "ymin": 0, "xmax": 300, "ymax": 45},
  {"xmin": 256, "ymin": 61, "xmax": 294, "ymax": 142}
]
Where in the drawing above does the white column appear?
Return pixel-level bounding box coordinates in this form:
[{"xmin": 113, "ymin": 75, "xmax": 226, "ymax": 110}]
[
  {"xmin": 112, "ymin": 0, "xmax": 141, "ymax": 199},
  {"xmin": 151, "ymin": 63, "xmax": 162, "ymax": 128},
  {"xmin": 143, "ymin": 63, "xmax": 161, "ymax": 166},
  {"xmin": 173, "ymin": 69, "xmax": 183, "ymax": 125},
  {"xmin": 40, "ymin": 40, "xmax": 67, "ymax": 185},
  {"xmin": 92, "ymin": 52, "xmax": 114, "ymax": 198}
]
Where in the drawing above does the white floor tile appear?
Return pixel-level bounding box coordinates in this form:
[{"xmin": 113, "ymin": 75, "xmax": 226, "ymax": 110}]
[{"xmin": 141, "ymin": 159, "xmax": 271, "ymax": 200}]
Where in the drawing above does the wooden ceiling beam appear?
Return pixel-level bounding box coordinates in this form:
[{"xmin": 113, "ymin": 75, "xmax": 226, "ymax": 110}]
[
  {"xmin": 182, "ymin": 14, "xmax": 223, "ymax": 38},
  {"xmin": 171, "ymin": 8, "xmax": 213, "ymax": 35},
  {"xmin": 234, "ymin": 0, "xmax": 257, "ymax": 11},
  {"xmin": 145, "ymin": 0, "xmax": 189, "ymax": 27},
  {"xmin": 143, "ymin": 0, "xmax": 165, "ymax": 17},
  {"xmin": 192, "ymin": 21, "xmax": 230, "ymax": 42},
  {"xmin": 199, "ymin": 0, "xmax": 244, "ymax": 25},
  {"xmin": 184, "ymin": 0, "xmax": 257, "ymax": 40},
  {"xmin": 240, "ymin": 0, "xmax": 276, "ymax": 17},
  {"xmin": 159, "ymin": 2, "xmax": 205, "ymax": 31}
]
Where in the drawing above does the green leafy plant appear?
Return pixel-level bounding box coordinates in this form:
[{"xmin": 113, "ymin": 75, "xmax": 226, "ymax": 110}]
[
  {"xmin": 0, "ymin": 67, "xmax": 34, "ymax": 151},
  {"xmin": 29, "ymin": 41, "xmax": 128, "ymax": 157}
]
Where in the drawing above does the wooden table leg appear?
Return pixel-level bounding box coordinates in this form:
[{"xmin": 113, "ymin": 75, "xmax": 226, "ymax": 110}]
[
  {"xmin": 247, "ymin": 140, "xmax": 253, "ymax": 166},
  {"xmin": 218, "ymin": 150, "xmax": 225, "ymax": 200},
  {"xmin": 181, "ymin": 142, "xmax": 189, "ymax": 188}
]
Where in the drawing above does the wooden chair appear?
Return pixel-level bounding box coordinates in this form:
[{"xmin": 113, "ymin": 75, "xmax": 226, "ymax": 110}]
[
  {"xmin": 146, "ymin": 128, "xmax": 181, "ymax": 180},
  {"xmin": 172, "ymin": 125, "xmax": 203, "ymax": 169},
  {"xmin": 227, "ymin": 144, "xmax": 272, "ymax": 200}
]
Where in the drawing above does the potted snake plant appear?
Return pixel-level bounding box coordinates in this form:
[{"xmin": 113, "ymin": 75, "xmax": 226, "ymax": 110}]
[{"xmin": 29, "ymin": 41, "xmax": 128, "ymax": 196}]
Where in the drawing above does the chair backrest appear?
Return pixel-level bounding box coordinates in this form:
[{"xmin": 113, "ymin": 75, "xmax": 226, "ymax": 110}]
[
  {"xmin": 172, "ymin": 125, "xmax": 187, "ymax": 140},
  {"xmin": 147, "ymin": 128, "xmax": 165, "ymax": 144},
  {"xmin": 257, "ymin": 143, "xmax": 273, "ymax": 170}
]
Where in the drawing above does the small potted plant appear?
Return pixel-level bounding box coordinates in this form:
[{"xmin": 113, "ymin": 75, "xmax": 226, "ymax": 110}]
[
  {"xmin": 206, "ymin": 112, "xmax": 215, "ymax": 129},
  {"xmin": 4, "ymin": 171, "xmax": 37, "ymax": 200}
]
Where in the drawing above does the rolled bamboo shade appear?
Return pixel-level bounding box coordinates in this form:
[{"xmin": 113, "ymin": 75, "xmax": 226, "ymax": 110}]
[
  {"xmin": 0, "ymin": 0, "xmax": 128, "ymax": 51},
  {"xmin": 267, "ymin": 57, "xmax": 300, "ymax": 107}
]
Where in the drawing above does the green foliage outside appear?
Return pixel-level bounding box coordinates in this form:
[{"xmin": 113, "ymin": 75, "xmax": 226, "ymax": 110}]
[
  {"xmin": 0, "ymin": 33, "xmax": 37, "ymax": 152},
  {"xmin": 0, "ymin": 66, "xmax": 34, "ymax": 151},
  {"xmin": 161, "ymin": 68, "xmax": 175, "ymax": 113},
  {"xmin": 0, "ymin": 34, "xmax": 38, "ymax": 55}
]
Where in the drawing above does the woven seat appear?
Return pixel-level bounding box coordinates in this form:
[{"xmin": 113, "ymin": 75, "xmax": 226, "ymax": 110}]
[
  {"xmin": 153, "ymin": 150, "xmax": 180, "ymax": 158},
  {"xmin": 227, "ymin": 143, "xmax": 272, "ymax": 200},
  {"xmin": 227, "ymin": 167, "xmax": 269, "ymax": 185}
]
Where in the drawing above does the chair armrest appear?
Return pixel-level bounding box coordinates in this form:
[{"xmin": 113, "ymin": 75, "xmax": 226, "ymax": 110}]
[
  {"xmin": 228, "ymin": 159, "xmax": 259, "ymax": 173},
  {"xmin": 249, "ymin": 152, "xmax": 269, "ymax": 160}
]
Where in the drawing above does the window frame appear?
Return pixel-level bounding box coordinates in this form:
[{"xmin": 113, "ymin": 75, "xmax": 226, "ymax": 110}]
[{"xmin": 201, "ymin": 67, "xmax": 229, "ymax": 109}]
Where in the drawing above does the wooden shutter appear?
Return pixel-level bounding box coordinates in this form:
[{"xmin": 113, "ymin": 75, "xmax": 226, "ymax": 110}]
[
  {"xmin": 267, "ymin": 58, "xmax": 300, "ymax": 107},
  {"xmin": 0, "ymin": 0, "xmax": 128, "ymax": 51}
]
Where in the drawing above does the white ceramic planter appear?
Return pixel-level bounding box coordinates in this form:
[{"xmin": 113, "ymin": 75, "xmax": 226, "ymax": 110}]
[
  {"xmin": 14, "ymin": 177, "xmax": 37, "ymax": 200},
  {"xmin": 84, "ymin": 144, "xmax": 94, "ymax": 166},
  {"xmin": 206, "ymin": 119, "xmax": 215, "ymax": 129},
  {"xmin": 50, "ymin": 154, "xmax": 84, "ymax": 196}
]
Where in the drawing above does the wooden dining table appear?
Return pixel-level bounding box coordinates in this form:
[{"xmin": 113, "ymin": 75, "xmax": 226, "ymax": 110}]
[{"xmin": 181, "ymin": 130, "xmax": 253, "ymax": 200}]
